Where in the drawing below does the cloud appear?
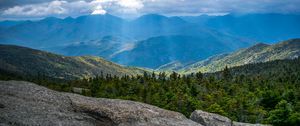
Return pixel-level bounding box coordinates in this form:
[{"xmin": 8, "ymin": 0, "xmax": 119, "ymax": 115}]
[
  {"xmin": 1, "ymin": 0, "xmax": 300, "ymax": 20},
  {"xmin": 91, "ymin": 5, "xmax": 106, "ymax": 15},
  {"xmin": 140, "ymin": 0, "xmax": 300, "ymax": 15},
  {"xmin": 117, "ymin": 0, "xmax": 144, "ymax": 13},
  {"xmin": 90, "ymin": 0, "xmax": 106, "ymax": 15},
  {"xmin": 2, "ymin": 0, "xmax": 93, "ymax": 18},
  {"xmin": 0, "ymin": 0, "xmax": 145, "ymax": 19},
  {"xmin": 2, "ymin": 1, "xmax": 67, "ymax": 17}
]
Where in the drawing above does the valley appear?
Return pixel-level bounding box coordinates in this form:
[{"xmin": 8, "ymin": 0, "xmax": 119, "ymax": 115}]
[
  {"xmin": 0, "ymin": 10, "xmax": 300, "ymax": 126},
  {"xmin": 0, "ymin": 41, "xmax": 299, "ymax": 125},
  {"xmin": 1, "ymin": 13, "xmax": 299, "ymax": 69}
]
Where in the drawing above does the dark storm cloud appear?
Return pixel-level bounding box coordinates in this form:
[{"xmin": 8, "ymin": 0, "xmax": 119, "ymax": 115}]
[
  {"xmin": 0, "ymin": 0, "xmax": 82, "ymax": 8},
  {"xmin": 1, "ymin": 0, "xmax": 300, "ymax": 20}
]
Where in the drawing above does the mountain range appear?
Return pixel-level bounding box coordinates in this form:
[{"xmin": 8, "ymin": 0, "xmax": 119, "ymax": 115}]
[
  {"xmin": 181, "ymin": 13, "xmax": 300, "ymax": 42},
  {"xmin": 0, "ymin": 13, "xmax": 300, "ymax": 68},
  {"xmin": 112, "ymin": 35, "xmax": 249, "ymax": 68},
  {"xmin": 0, "ymin": 38, "xmax": 299, "ymax": 80},
  {"xmin": 175, "ymin": 38, "xmax": 300, "ymax": 74}
]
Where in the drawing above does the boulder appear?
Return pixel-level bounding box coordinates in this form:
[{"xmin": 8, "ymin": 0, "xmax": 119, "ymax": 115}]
[
  {"xmin": 190, "ymin": 110, "xmax": 231, "ymax": 126},
  {"xmin": 232, "ymin": 121, "xmax": 271, "ymax": 126},
  {"xmin": 190, "ymin": 110, "xmax": 271, "ymax": 126},
  {"xmin": 0, "ymin": 80, "xmax": 201, "ymax": 126}
]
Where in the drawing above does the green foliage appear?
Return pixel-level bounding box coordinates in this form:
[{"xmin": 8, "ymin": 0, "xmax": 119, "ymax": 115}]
[
  {"xmin": 287, "ymin": 112, "xmax": 300, "ymax": 125},
  {"xmin": 267, "ymin": 100, "xmax": 292, "ymax": 125},
  {"xmin": 1, "ymin": 58, "xmax": 299, "ymax": 126},
  {"xmin": 207, "ymin": 103, "xmax": 226, "ymax": 116}
]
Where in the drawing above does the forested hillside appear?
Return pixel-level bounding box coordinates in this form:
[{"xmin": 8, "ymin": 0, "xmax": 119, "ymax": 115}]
[
  {"xmin": 179, "ymin": 38, "xmax": 300, "ymax": 73},
  {"xmin": 1, "ymin": 57, "xmax": 298, "ymax": 126},
  {"xmin": 1, "ymin": 1, "xmax": 300, "ymax": 126},
  {"xmin": 0, "ymin": 44, "xmax": 145, "ymax": 80}
]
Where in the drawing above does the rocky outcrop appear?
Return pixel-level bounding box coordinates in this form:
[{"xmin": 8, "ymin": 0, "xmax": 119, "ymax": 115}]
[
  {"xmin": 190, "ymin": 110, "xmax": 232, "ymax": 126},
  {"xmin": 0, "ymin": 80, "xmax": 201, "ymax": 126},
  {"xmin": 0, "ymin": 80, "xmax": 271, "ymax": 126},
  {"xmin": 190, "ymin": 110, "xmax": 270, "ymax": 126},
  {"xmin": 232, "ymin": 122, "xmax": 269, "ymax": 126}
]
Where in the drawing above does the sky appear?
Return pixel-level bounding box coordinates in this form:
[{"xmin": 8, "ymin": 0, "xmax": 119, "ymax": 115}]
[{"xmin": 0, "ymin": 0, "xmax": 300, "ymax": 20}]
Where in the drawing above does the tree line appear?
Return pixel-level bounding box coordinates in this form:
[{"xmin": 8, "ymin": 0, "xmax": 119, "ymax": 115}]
[{"xmin": 0, "ymin": 58, "xmax": 299, "ymax": 126}]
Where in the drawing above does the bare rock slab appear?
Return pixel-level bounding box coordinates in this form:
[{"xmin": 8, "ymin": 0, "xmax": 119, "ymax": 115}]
[
  {"xmin": 232, "ymin": 121, "xmax": 271, "ymax": 126},
  {"xmin": 0, "ymin": 80, "xmax": 201, "ymax": 126},
  {"xmin": 190, "ymin": 110, "xmax": 231, "ymax": 126},
  {"xmin": 190, "ymin": 110, "xmax": 271, "ymax": 126}
]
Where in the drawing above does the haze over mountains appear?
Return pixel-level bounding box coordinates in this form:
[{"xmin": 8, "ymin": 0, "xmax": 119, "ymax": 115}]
[
  {"xmin": 177, "ymin": 39, "xmax": 300, "ymax": 73},
  {"xmin": 112, "ymin": 35, "xmax": 248, "ymax": 68},
  {"xmin": 2, "ymin": 0, "xmax": 300, "ymax": 125},
  {"xmin": 0, "ymin": 38, "xmax": 299, "ymax": 79},
  {"xmin": 181, "ymin": 14, "xmax": 300, "ymax": 42},
  {"xmin": 0, "ymin": 13, "xmax": 300, "ymax": 69}
]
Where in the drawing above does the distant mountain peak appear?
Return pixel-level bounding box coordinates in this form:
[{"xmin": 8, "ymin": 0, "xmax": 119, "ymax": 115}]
[
  {"xmin": 41, "ymin": 16, "xmax": 60, "ymax": 21},
  {"xmin": 63, "ymin": 16, "xmax": 74, "ymax": 21},
  {"xmin": 140, "ymin": 14, "xmax": 166, "ymax": 18},
  {"xmin": 135, "ymin": 14, "xmax": 187, "ymax": 23},
  {"xmin": 75, "ymin": 13, "xmax": 121, "ymax": 20},
  {"xmin": 134, "ymin": 14, "xmax": 168, "ymax": 22}
]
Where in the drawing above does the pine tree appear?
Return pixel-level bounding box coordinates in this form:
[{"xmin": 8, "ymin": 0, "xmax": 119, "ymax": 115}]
[{"xmin": 222, "ymin": 66, "xmax": 232, "ymax": 80}]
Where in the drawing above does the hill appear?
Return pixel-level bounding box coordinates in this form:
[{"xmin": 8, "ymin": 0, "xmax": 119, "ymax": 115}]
[
  {"xmin": 125, "ymin": 14, "xmax": 189, "ymax": 39},
  {"xmin": 0, "ymin": 15, "xmax": 125, "ymax": 47},
  {"xmin": 0, "ymin": 14, "xmax": 251, "ymax": 68},
  {"xmin": 0, "ymin": 20, "xmax": 27, "ymax": 28},
  {"xmin": 211, "ymin": 56, "xmax": 300, "ymax": 78},
  {"xmin": 0, "ymin": 44, "xmax": 145, "ymax": 80},
  {"xmin": 44, "ymin": 36, "xmax": 135, "ymax": 59},
  {"xmin": 1, "ymin": 14, "xmax": 299, "ymax": 69},
  {"xmin": 182, "ymin": 13, "xmax": 300, "ymax": 43},
  {"xmin": 112, "ymin": 35, "xmax": 249, "ymax": 68},
  {"xmin": 179, "ymin": 38, "xmax": 300, "ymax": 73}
]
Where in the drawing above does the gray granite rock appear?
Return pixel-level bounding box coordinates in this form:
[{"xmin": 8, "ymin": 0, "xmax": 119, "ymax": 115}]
[
  {"xmin": 0, "ymin": 80, "xmax": 201, "ymax": 126},
  {"xmin": 233, "ymin": 121, "xmax": 271, "ymax": 126},
  {"xmin": 190, "ymin": 110, "xmax": 271, "ymax": 126},
  {"xmin": 190, "ymin": 110, "xmax": 231, "ymax": 126}
]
